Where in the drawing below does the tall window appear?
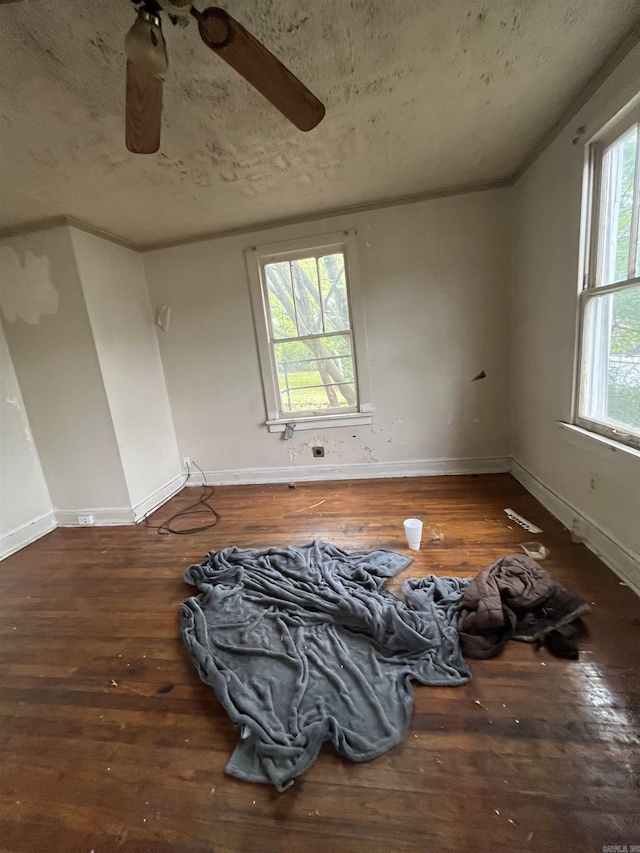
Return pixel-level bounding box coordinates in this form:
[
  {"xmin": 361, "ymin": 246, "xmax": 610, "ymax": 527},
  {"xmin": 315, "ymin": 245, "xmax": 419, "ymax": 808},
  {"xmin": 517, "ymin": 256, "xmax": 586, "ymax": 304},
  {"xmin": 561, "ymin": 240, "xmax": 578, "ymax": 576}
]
[
  {"xmin": 247, "ymin": 231, "xmax": 372, "ymax": 430},
  {"xmin": 578, "ymin": 105, "xmax": 640, "ymax": 449}
]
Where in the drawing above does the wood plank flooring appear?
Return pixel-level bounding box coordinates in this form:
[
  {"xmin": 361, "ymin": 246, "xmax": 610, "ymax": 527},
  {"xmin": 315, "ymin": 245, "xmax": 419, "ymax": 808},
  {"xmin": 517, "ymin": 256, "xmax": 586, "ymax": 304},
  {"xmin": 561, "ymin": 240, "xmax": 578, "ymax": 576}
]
[{"xmin": 0, "ymin": 473, "xmax": 638, "ymax": 853}]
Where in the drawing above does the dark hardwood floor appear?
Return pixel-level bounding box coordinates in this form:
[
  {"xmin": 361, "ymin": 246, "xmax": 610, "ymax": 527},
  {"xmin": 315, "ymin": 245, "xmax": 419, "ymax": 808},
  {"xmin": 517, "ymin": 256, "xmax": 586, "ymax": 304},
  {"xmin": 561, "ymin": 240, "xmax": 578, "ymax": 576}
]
[{"xmin": 1, "ymin": 473, "xmax": 638, "ymax": 853}]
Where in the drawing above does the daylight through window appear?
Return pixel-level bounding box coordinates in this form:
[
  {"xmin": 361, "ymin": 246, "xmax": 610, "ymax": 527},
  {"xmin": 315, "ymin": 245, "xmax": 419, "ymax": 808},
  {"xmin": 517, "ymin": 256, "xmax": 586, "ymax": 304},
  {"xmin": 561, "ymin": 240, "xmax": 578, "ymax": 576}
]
[
  {"xmin": 264, "ymin": 251, "xmax": 357, "ymax": 417},
  {"xmin": 247, "ymin": 231, "xmax": 372, "ymax": 429},
  {"xmin": 578, "ymin": 110, "xmax": 640, "ymax": 448}
]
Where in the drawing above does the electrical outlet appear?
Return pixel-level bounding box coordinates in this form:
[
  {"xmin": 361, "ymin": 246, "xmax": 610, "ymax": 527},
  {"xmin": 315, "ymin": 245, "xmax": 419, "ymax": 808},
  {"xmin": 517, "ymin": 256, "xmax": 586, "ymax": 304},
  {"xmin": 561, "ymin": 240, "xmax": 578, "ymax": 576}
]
[
  {"xmin": 312, "ymin": 446, "xmax": 325, "ymax": 458},
  {"xmin": 183, "ymin": 456, "xmax": 191, "ymax": 470},
  {"xmin": 78, "ymin": 515, "xmax": 94, "ymax": 526}
]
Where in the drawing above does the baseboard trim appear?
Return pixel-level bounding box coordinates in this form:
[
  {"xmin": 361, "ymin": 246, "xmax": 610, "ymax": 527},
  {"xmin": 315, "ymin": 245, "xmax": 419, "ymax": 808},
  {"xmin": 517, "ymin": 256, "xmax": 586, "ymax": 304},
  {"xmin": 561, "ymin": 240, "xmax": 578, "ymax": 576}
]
[
  {"xmin": 132, "ymin": 472, "xmax": 185, "ymax": 522},
  {"xmin": 510, "ymin": 458, "xmax": 640, "ymax": 596},
  {"xmin": 0, "ymin": 510, "xmax": 57, "ymax": 560},
  {"xmin": 55, "ymin": 506, "xmax": 135, "ymax": 527},
  {"xmin": 185, "ymin": 455, "xmax": 511, "ymax": 487}
]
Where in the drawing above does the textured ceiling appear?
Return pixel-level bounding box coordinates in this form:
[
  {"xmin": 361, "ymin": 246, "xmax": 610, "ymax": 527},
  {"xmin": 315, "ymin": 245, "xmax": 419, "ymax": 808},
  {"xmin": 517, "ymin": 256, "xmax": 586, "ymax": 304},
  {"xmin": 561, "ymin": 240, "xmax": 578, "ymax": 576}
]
[{"xmin": 1, "ymin": 0, "xmax": 639, "ymax": 245}]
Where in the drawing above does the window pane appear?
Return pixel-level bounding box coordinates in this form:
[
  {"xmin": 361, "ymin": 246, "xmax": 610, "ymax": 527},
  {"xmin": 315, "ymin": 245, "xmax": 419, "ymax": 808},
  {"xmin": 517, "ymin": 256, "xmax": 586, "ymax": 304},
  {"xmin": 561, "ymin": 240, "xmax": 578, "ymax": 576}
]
[
  {"xmin": 319, "ymin": 253, "xmax": 350, "ymax": 332},
  {"xmin": 274, "ymin": 334, "xmax": 356, "ymax": 414},
  {"xmin": 264, "ymin": 262, "xmax": 298, "ymax": 339},
  {"xmin": 291, "ymin": 258, "xmax": 322, "ymax": 335},
  {"xmin": 600, "ymin": 126, "xmax": 637, "ymax": 286},
  {"xmin": 581, "ymin": 286, "xmax": 640, "ymax": 435}
]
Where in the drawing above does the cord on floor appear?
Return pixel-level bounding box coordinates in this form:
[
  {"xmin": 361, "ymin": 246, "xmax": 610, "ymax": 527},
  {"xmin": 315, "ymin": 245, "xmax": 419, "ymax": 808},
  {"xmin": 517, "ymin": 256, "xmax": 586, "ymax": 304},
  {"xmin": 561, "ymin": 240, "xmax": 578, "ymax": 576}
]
[{"xmin": 143, "ymin": 460, "xmax": 220, "ymax": 535}]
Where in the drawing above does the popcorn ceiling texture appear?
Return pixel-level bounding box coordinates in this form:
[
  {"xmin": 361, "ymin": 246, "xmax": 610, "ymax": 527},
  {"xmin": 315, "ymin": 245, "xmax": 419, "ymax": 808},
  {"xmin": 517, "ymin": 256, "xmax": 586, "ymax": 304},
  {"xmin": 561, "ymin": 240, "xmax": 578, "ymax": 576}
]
[{"xmin": 0, "ymin": 0, "xmax": 638, "ymax": 245}]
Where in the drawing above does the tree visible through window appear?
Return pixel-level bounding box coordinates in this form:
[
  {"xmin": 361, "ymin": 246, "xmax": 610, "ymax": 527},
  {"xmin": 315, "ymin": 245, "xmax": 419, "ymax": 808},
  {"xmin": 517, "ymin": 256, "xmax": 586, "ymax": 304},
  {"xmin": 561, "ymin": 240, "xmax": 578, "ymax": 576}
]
[
  {"xmin": 263, "ymin": 252, "xmax": 358, "ymax": 416},
  {"xmin": 579, "ymin": 114, "xmax": 640, "ymax": 447}
]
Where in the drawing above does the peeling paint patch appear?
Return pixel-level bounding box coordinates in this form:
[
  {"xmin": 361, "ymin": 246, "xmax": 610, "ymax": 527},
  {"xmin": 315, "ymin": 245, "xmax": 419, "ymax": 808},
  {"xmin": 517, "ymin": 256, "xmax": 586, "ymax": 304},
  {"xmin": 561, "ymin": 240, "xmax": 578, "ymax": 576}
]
[{"xmin": 0, "ymin": 247, "xmax": 59, "ymax": 324}]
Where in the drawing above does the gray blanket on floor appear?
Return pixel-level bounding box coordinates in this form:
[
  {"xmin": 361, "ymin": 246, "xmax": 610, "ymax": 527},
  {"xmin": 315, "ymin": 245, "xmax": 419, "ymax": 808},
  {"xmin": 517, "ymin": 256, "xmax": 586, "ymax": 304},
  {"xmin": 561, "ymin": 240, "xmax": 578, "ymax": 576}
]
[{"xmin": 180, "ymin": 541, "xmax": 470, "ymax": 790}]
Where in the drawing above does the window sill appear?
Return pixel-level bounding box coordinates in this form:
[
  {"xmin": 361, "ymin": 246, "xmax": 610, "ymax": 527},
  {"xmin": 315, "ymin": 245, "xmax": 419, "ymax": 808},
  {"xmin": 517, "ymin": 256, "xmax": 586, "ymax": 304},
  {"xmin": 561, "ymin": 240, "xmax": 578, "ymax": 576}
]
[
  {"xmin": 558, "ymin": 422, "xmax": 640, "ymax": 460},
  {"xmin": 266, "ymin": 412, "xmax": 373, "ymax": 433}
]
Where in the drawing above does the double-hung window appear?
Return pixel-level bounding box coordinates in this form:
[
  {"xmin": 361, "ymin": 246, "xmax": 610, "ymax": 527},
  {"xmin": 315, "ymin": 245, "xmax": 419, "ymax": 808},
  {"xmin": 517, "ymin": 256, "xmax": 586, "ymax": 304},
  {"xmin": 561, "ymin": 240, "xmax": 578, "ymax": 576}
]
[
  {"xmin": 578, "ymin": 102, "xmax": 640, "ymax": 449},
  {"xmin": 246, "ymin": 231, "xmax": 372, "ymax": 432}
]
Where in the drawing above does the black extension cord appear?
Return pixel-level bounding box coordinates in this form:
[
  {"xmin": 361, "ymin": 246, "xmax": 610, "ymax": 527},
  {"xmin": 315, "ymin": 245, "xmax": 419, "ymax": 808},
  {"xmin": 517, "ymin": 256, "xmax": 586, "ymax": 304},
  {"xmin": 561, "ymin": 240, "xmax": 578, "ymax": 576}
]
[{"xmin": 143, "ymin": 461, "xmax": 221, "ymax": 535}]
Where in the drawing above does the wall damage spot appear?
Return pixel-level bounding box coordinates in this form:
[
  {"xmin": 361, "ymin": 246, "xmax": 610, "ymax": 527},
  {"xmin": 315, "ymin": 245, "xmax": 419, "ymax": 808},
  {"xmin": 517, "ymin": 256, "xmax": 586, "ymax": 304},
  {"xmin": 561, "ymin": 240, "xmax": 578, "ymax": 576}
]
[
  {"xmin": 0, "ymin": 247, "xmax": 59, "ymax": 325},
  {"xmin": 362, "ymin": 445, "xmax": 377, "ymax": 463},
  {"xmin": 5, "ymin": 395, "xmax": 34, "ymax": 446}
]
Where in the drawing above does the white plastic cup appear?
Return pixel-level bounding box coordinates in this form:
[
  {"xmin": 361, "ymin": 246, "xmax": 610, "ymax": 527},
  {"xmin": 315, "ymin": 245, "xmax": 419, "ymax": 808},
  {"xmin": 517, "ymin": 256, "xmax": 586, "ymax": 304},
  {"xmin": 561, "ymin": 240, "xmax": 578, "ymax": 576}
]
[{"xmin": 403, "ymin": 518, "xmax": 423, "ymax": 550}]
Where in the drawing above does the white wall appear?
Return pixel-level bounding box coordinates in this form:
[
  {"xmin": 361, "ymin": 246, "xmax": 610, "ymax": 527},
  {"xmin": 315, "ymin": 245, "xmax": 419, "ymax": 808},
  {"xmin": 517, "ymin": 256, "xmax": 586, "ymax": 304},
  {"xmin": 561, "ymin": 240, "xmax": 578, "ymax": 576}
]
[
  {"xmin": 0, "ymin": 322, "xmax": 54, "ymax": 557},
  {"xmin": 511, "ymin": 45, "xmax": 640, "ymax": 589},
  {"xmin": 0, "ymin": 225, "xmax": 131, "ymax": 522},
  {"xmin": 143, "ymin": 189, "xmax": 511, "ymax": 482},
  {"xmin": 70, "ymin": 229, "xmax": 181, "ymax": 517}
]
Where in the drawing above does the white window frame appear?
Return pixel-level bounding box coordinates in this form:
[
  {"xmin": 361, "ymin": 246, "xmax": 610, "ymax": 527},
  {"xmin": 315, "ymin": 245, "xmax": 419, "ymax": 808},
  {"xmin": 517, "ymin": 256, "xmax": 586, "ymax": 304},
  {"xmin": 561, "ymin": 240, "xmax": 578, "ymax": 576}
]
[
  {"xmin": 575, "ymin": 99, "xmax": 640, "ymax": 451},
  {"xmin": 246, "ymin": 230, "xmax": 373, "ymax": 432}
]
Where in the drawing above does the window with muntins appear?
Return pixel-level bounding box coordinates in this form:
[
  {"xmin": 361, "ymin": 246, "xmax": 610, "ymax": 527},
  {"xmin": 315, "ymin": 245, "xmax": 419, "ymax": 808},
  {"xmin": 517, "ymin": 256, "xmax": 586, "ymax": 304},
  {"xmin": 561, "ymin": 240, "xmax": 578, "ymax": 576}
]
[
  {"xmin": 264, "ymin": 251, "xmax": 357, "ymax": 416},
  {"xmin": 578, "ymin": 103, "xmax": 640, "ymax": 449},
  {"xmin": 246, "ymin": 231, "xmax": 372, "ymax": 430}
]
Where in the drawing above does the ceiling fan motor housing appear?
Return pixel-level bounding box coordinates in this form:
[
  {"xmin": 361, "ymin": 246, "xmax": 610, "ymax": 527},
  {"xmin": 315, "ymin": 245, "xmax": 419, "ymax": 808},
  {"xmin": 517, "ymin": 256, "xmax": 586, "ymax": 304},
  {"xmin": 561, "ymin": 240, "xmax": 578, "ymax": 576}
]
[{"xmin": 193, "ymin": 7, "xmax": 234, "ymax": 49}]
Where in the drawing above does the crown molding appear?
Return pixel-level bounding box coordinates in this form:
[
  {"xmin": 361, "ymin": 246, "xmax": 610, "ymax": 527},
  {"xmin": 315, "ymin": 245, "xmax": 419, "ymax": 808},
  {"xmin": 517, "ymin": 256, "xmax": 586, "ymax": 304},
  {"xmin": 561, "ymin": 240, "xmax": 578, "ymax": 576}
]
[
  {"xmin": 64, "ymin": 217, "xmax": 141, "ymax": 252},
  {"xmin": 0, "ymin": 215, "xmax": 141, "ymax": 252},
  {"xmin": 0, "ymin": 216, "xmax": 69, "ymax": 240},
  {"xmin": 0, "ymin": 179, "xmax": 513, "ymax": 253},
  {"xmin": 139, "ymin": 178, "xmax": 514, "ymax": 252}
]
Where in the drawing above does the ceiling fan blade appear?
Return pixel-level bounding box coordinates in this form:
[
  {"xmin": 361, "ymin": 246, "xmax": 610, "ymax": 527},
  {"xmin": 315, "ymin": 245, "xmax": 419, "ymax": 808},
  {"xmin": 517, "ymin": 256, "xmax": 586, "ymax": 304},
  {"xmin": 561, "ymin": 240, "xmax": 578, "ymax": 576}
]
[
  {"xmin": 193, "ymin": 7, "xmax": 325, "ymax": 132},
  {"xmin": 126, "ymin": 61, "xmax": 163, "ymax": 154}
]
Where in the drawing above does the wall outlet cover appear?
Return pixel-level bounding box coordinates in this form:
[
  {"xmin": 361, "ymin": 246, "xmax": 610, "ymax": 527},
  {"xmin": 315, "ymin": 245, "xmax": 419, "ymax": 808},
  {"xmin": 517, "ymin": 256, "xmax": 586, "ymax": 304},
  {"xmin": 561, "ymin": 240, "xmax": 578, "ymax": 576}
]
[{"xmin": 78, "ymin": 515, "xmax": 94, "ymax": 525}]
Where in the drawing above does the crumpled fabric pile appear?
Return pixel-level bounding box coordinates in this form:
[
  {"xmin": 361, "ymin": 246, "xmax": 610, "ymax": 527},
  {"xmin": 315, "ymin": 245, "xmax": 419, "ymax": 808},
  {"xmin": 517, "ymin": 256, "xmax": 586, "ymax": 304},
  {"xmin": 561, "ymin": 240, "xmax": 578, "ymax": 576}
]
[
  {"xmin": 456, "ymin": 554, "xmax": 591, "ymax": 659},
  {"xmin": 181, "ymin": 543, "xmax": 589, "ymax": 790},
  {"xmin": 181, "ymin": 541, "xmax": 470, "ymax": 790}
]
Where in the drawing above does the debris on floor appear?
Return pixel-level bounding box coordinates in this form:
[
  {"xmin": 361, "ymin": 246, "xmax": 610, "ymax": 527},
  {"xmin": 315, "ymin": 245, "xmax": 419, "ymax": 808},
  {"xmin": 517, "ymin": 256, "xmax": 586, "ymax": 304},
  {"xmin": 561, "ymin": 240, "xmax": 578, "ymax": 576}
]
[
  {"xmin": 519, "ymin": 541, "xmax": 548, "ymax": 560},
  {"xmin": 427, "ymin": 524, "xmax": 445, "ymax": 542},
  {"xmin": 503, "ymin": 508, "xmax": 542, "ymax": 534},
  {"xmin": 295, "ymin": 500, "xmax": 325, "ymax": 512}
]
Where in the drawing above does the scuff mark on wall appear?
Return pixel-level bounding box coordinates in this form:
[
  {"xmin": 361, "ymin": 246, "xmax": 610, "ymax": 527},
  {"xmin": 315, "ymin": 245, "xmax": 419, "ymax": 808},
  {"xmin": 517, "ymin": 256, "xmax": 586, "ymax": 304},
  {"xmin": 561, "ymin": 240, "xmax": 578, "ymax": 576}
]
[
  {"xmin": 370, "ymin": 423, "xmax": 404, "ymax": 446},
  {"xmin": 4, "ymin": 393, "xmax": 43, "ymax": 470},
  {"xmin": 5, "ymin": 395, "xmax": 34, "ymax": 445},
  {"xmin": 362, "ymin": 445, "xmax": 377, "ymax": 463},
  {"xmin": 0, "ymin": 247, "xmax": 59, "ymax": 324},
  {"xmin": 371, "ymin": 424, "xmax": 403, "ymax": 438}
]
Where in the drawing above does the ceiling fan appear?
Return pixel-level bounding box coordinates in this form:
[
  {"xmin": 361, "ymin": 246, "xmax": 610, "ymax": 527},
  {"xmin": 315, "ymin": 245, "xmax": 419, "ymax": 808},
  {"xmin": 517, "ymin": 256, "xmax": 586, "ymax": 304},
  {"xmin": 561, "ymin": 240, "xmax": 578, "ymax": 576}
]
[{"xmin": 124, "ymin": 0, "xmax": 325, "ymax": 153}]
